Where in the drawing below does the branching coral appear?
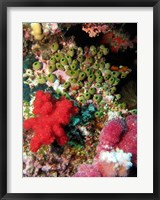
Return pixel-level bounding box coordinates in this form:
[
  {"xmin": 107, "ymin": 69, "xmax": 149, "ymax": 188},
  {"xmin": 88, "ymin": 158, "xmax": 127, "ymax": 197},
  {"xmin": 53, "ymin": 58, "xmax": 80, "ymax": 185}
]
[{"xmin": 23, "ymin": 90, "xmax": 78, "ymax": 152}]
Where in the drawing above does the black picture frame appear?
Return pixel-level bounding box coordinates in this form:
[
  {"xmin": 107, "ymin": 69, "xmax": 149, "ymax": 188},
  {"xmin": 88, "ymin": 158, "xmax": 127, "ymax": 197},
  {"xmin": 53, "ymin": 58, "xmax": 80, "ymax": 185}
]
[{"xmin": 0, "ymin": 0, "xmax": 159, "ymax": 199}]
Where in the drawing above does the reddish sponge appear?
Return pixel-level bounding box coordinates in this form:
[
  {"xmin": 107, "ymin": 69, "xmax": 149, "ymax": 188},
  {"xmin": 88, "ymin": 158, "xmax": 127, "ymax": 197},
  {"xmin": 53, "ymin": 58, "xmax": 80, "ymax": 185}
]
[
  {"xmin": 24, "ymin": 90, "xmax": 78, "ymax": 152},
  {"xmin": 96, "ymin": 115, "xmax": 137, "ymax": 166},
  {"xmin": 96, "ymin": 118, "xmax": 126, "ymax": 155},
  {"xmin": 117, "ymin": 115, "xmax": 137, "ymax": 165}
]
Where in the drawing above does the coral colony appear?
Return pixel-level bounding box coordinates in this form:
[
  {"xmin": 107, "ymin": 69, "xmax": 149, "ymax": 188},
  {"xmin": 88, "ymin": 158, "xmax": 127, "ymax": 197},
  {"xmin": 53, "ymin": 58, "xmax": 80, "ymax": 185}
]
[{"xmin": 23, "ymin": 23, "xmax": 137, "ymax": 177}]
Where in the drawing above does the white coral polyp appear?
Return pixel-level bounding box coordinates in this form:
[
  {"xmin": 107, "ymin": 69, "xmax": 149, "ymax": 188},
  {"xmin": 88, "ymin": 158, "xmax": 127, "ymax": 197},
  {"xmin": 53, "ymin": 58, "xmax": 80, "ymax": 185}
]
[{"xmin": 99, "ymin": 148, "xmax": 133, "ymax": 170}]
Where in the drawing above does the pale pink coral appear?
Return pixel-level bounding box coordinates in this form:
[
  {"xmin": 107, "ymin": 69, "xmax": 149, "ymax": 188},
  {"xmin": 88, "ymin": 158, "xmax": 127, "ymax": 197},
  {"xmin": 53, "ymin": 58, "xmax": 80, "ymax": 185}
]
[
  {"xmin": 73, "ymin": 164, "xmax": 101, "ymax": 177},
  {"xmin": 82, "ymin": 23, "xmax": 111, "ymax": 37}
]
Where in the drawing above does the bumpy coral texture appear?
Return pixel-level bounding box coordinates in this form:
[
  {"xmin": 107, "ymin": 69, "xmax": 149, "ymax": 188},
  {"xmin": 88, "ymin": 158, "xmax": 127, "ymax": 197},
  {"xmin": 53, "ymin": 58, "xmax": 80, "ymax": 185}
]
[
  {"xmin": 73, "ymin": 115, "xmax": 137, "ymax": 177},
  {"xmin": 98, "ymin": 118, "xmax": 126, "ymax": 150},
  {"xmin": 73, "ymin": 164, "xmax": 101, "ymax": 177},
  {"xmin": 117, "ymin": 115, "xmax": 137, "ymax": 165},
  {"xmin": 24, "ymin": 90, "xmax": 78, "ymax": 152},
  {"xmin": 97, "ymin": 115, "xmax": 137, "ymax": 165}
]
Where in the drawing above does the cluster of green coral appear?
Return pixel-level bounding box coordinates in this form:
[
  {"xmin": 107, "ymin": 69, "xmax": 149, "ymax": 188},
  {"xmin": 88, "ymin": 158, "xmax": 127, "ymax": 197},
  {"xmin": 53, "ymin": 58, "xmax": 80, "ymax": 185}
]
[{"xmin": 23, "ymin": 42, "xmax": 132, "ymax": 122}]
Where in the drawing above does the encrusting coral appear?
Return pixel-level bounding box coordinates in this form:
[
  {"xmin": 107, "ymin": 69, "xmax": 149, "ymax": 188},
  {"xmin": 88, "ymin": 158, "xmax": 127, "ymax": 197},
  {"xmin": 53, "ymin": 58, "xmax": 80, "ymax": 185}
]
[{"xmin": 23, "ymin": 90, "xmax": 78, "ymax": 152}]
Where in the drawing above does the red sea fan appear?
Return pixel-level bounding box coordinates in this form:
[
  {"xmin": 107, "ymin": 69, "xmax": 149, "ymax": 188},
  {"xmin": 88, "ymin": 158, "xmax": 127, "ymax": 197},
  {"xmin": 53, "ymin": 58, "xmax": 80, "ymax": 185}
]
[{"xmin": 23, "ymin": 90, "xmax": 78, "ymax": 152}]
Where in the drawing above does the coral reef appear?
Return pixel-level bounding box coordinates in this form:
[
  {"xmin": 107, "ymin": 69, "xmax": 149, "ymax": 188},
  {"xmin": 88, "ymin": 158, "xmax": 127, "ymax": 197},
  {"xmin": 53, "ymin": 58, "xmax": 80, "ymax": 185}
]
[
  {"xmin": 24, "ymin": 90, "xmax": 78, "ymax": 152},
  {"xmin": 23, "ymin": 22, "xmax": 137, "ymax": 177}
]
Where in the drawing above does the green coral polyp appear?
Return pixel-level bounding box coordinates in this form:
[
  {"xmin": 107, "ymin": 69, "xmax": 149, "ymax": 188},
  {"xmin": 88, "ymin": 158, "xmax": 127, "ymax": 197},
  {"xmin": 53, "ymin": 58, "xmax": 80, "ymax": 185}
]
[
  {"xmin": 69, "ymin": 78, "xmax": 77, "ymax": 83},
  {"xmin": 85, "ymin": 68, "xmax": 92, "ymax": 75},
  {"xmin": 95, "ymin": 70, "xmax": 102, "ymax": 77},
  {"xmin": 46, "ymin": 74, "xmax": 56, "ymax": 82},
  {"xmin": 63, "ymin": 82, "xmax": 71, "ymax": 89},
  {"xmin": 121, "ymin": 72, "xmax": 127, "ymax": 78},
  {"xmin": 51, "ymin": 42, "xmax": 59, "ymax": 53},
  {"xmin": 94, "ymin": 111, "xmax": 103, "ymax": 118},
  {"xmin": 49, "ymin": 56, "xmax": 56, "ymax": 64},
  {"xmin": 93, "ymin": 94, "xmax": 102, "ymax": 103},
  {"xmin": 112, "ymin": 71, "xmax": 120, "ymax": 78},
  {"xmin": 56, "ymin": 63, "xmax": 64, "ymax": 71},
  {"xmin": 60, "ymin": 58, "xmax": 68, "ymax": 66},
  {"xmin": 109, "ymin": 76, "xmax": 115, "ymax": 84},
  {"xmin": 105, "ymin": 63, "xmax": 111, "ymax": 69},
  {"xmin": 79, "ymin": 95, "xmax": 86, "ymax": 103},
  {"xmin": 77, "ymin": 80, "xmax": 84, "ymax": 87},
  {"xmin": 33, "ymin": 61, "xmax": 41, "ymax": 70},
  {"xmin": 71, "ymin": 70, "xmax": 80, "ymax": 78},
  {"xmin": 77, "ymin": 55, "xmax": 84, "ymax": 63},
  {"xmin": 66, "ymin": 55, "xmax": 72, "ymax": 64},
  {"xmin": 88, "ymin": 87, "xmax": 96, "ymax": 95},
  {"xmin": 88, "ymin": 74, "xmax": 95, "ymax": 83},
  {"xmin": 48, "ymin": 64, "xmax": 56, "ymax": 72},
  {"xmin": 79, "ymin": 72, "xmax": 86, "ymax": 80},
  {"xmin": 113, "ymin": 78, "xmax": 120, "ymax": 86},
  {"xmin": 71, "ymin": 64, "xmax": 77, "ymax": 71},
  {"xmin": 103, "ymin": 48, "xmax": 109, "ymax": 55},
  {"xmin": 38, "ymin": 76, "xmax": 46, "ymax": 84},
  {"xmin": 67, "ymin": 48, "xmax": 75, "ymax": 57},
  {"xmin": 95, "ymin": 83, "xmax": 101, "ymax": 88},
  {"xmin": 96, "ymin": 76, "xmax": 103, "ymax": 83},
  {"xmin": 110, "ymin": 87, "xmax": 117, "ymax": 94},
  {"xmin": 93, "ymin": 63, "xmax": 99, "ymax": 69},
  {"xmin": 84, "ymin": 92, "xmax": 91, "ymax": 100}
]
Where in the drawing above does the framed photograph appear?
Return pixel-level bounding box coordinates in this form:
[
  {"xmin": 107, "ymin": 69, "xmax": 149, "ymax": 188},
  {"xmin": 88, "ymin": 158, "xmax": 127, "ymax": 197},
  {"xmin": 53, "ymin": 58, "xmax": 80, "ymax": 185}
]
[{"xmin": 0, "ymin": 0, "xmax": 159, "ymax": 199}]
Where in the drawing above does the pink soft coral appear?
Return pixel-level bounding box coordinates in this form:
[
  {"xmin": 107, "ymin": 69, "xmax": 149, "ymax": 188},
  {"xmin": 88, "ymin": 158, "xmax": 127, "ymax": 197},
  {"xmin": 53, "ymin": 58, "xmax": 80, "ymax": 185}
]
[
  {"xmin": 73, "ymin": 115, "xmax": 137, "ymax": 177},
  {"xmin": 24, "ymin": 90, "xmax": 78, "ymax": 152},
  {"xmin": 99, "ymin": 118, "xmax": 126, "ymax": 148},
  {"xmin": 118, "ymin": 115, "xmax": 137, "ymax": 165}
]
